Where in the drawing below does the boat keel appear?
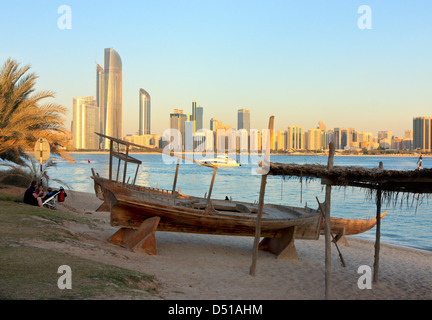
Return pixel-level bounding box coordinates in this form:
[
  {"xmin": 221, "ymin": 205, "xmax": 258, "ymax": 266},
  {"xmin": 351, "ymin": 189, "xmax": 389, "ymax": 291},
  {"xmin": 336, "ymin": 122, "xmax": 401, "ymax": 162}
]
[
  {"xmin": 108, "ymin": 216, "xmax": 161, "ymax": 255},
  {"xmin": 259, "ymin": 226, "xmax": 299, "ymax": 260}
]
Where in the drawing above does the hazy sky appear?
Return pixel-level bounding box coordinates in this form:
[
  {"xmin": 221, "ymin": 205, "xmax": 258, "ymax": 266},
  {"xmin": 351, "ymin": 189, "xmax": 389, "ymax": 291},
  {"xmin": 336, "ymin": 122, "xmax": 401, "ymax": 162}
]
[{"xmin": 1, "ymin": 0, "xmax": 431, "ymax": 137}]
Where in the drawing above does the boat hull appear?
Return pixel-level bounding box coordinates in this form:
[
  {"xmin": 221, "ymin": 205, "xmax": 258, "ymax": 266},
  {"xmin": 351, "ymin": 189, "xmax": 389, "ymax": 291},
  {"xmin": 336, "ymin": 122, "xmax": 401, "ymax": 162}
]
[{"xmin": 93, "ymin": 175, "xmax": 323, "ymax": 239}]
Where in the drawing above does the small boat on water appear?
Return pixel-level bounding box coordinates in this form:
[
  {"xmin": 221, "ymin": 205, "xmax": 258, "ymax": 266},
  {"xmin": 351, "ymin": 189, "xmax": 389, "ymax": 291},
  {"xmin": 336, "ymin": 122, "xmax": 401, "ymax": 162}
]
[{"xmin": 197, "ymin": 154, "xmax": 240, "ymax": 167}]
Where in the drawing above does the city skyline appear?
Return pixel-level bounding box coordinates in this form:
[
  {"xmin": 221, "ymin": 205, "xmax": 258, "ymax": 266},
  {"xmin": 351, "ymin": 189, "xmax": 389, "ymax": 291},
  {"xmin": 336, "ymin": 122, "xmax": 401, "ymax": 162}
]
[{"xmin": 1, "ymin": 1, "xmax": 432, "ymax": 138}]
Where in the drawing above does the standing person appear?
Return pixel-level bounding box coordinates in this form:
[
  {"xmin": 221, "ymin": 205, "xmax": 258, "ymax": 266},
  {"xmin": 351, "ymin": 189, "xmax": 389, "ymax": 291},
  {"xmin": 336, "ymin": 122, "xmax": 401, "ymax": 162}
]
[{"xmin": 417, "ymin": 154, "xmax": 423, "ymax": 170}]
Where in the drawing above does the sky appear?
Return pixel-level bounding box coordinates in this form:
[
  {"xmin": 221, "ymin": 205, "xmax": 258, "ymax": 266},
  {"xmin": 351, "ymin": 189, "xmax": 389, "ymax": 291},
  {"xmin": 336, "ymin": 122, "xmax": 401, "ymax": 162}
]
[{"xmin": 1, "ymin": 0, "xmax": 432, "ymax": 137}]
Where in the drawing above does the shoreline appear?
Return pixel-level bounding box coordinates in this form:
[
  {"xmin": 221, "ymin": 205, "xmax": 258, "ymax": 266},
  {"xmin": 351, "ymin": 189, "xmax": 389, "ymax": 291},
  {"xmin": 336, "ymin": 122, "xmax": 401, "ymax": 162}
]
[
  {"xmin": 68, "ymin": 189, "xmax": 432, "ymax": 255},
  {"xmin": 1, "ymin": 186, "xmax": 431, "ymax": 299}
]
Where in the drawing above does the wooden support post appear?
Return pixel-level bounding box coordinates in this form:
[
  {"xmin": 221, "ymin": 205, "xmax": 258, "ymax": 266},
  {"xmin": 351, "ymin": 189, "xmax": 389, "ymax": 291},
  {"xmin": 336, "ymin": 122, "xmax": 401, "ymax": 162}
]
[
  {"xmin": 109, "ymin": 140, "xmax": 114, "ymax": 181},
  {"xmin": 133, "ymin": 163, "xmax": 140, "ymax": 186},
  {"xmin": 108, "ymin": 216, "xmax": 161, "ymax": 255},
  {"xmin": 122, "ymin": 144, "xmax": 129, "ymax": 186},
  {"xmin": 207, "ymin": 166, "xmax": 218, "ymax": 207},
  {"xmin": 259, "ymin": 226, "xmax": 299, "ymax": 260},
  {"xmin": 250, "ymin": 174, "xmax": 268, "ymax": 276},
  {"xmin": 324, "ymin": 141, "xmax": 335, "ymax": 300},
  {"xmin": 172, "ymin": 159, "xmax": 180, "ymax": 194},
  {"xmin": 316, "ymin": 197, "xmax": 346, "ymax": 267},
  {"xmin": 374, "ymin": 187, "xmax": 382, "ymax": 283}
]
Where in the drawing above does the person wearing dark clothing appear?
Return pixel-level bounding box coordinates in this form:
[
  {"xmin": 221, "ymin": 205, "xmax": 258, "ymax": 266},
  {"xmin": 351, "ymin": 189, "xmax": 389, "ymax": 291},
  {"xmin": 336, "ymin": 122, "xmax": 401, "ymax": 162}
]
[
  {"xmin": 417, "ymin": 154, "xmax": 423, "ymax": 170},
  {"xmin": 23, "ymin": 181, "xmax": 38, "ymax": 206},
  {"xmin": 42, "ymin": 187, "xmax": 55, "ymax": 202},
  {"xmin": 23, "ymin": 181, "xmax": 43, "ymax": 207}
]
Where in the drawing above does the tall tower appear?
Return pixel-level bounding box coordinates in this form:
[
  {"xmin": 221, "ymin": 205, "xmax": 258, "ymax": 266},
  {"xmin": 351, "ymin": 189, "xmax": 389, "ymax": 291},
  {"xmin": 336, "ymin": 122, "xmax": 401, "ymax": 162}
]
[
  {"xmin": 237, "ymin": 108, "xmax": 250, "ymax": 132},
  {"xmin": 413, "ymin": 117, "xmax": 432, "ymax": 151},
  {"xmin": 195, "ymin": 105, "xmax": 203, "ymax": 132},
  {"xmin": 192, "ymin": 100, "xmax": 197, "ymax": 121},
  {"xmin": 95, "ymin": 63, "xmax": 104, "ymax": 148},
  {"xmin": 170, "ymin": 109, "xmax": 187, "ymax": 150},
  {"xmin": 72, "ymin": 96, "xmax": 99, "ymax": 150},
  {"xmin": 103, "ymin": 48, "xmax": 122, "ymax": 148},
  {"xmin": 139, "ymin": 89, "xmax": 151, "ymax": 135}
]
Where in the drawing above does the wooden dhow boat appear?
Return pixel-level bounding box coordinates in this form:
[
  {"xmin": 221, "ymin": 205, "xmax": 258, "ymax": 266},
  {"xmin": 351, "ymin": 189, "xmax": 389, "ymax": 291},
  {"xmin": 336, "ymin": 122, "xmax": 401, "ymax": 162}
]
[
  {"xmin": 91, "ymin": 132, "xmax": 323, "ymax": 259},
  {"xmin": 91, "ymin": 121, "xmax": 387, "ymax": 258},
  {"xmin": 321, "ymin": 210, "xmax": 388, "ymax": 246}
]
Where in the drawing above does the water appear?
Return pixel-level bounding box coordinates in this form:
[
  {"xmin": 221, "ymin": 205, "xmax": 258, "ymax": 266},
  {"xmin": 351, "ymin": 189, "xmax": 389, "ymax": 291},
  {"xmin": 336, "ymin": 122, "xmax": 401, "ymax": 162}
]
[{"xmin": 46, "ymin": 153, "xmax": 432, "ymax": 253}]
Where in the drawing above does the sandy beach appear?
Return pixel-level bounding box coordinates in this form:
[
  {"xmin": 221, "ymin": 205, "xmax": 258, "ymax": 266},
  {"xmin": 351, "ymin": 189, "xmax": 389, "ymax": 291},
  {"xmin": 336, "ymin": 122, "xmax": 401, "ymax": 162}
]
[{"xmin": 19, "ymin": 189, "xmax": 426, "ymax": 300}]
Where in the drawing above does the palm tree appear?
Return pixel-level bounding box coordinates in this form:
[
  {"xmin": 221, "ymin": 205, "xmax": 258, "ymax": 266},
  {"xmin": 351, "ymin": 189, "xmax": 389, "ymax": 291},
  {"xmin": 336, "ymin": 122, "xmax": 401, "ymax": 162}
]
[{"xmin": 0, "ymin": 58, "xmax": 73, "ymax": 164}]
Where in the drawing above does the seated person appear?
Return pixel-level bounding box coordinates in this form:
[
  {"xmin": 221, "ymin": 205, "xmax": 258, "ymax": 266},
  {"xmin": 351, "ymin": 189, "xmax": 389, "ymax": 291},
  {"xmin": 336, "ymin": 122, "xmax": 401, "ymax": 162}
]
[
  {"xmin": 23, "ymin": 182, "xmax": 44, "ymax": 207},
  {"xmin": 23, "ymin": 181, "xmax": 38, "ymax": 206},
  {"xmin": 42, "ymin": 188, "xmax": 55, "ymax": 202}
]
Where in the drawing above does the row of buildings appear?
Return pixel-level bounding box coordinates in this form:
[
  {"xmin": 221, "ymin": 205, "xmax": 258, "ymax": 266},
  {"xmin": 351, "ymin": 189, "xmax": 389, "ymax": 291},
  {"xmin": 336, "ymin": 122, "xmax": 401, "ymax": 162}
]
[{"xmin": 70, "ymin": 48, "xmax": 432, "ymax": 153}]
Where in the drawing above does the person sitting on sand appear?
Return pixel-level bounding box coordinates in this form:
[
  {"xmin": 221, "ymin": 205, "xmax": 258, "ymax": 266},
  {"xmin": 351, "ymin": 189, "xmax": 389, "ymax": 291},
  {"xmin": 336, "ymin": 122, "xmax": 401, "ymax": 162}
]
[
  {"xmin": 23, "ymin": 181, "xmax": 43, "ymax": 207},
  {"xmin": 34, "ymin": 185, "xmax": 44, "ymax": 207},
  {"xmin": 42, "ymin": 187, "xmax": 55, "ymax": 202}
]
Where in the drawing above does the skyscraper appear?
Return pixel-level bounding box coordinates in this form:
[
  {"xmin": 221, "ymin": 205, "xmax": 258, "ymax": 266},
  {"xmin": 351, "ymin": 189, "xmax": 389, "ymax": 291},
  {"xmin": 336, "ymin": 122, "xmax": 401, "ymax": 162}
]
[
  {"xmin": 103, "ymin": 48, "xmax": 122, "ymax": 148},
  {"xmin": 287, "ymin": 126, "xmax": 304, "ymax": 150},
  {"xmin": 139, "ymin": 88, "xmax": 151, "ymax": 135},
  {"xmin": 237, "ymin": 108, "xmax": 250, "ymax": 132},
  {"xmin": 413, "ymin": 117, "xmax": 432, "ymax": 151},
  {"xmin": 72, "ymin": 96, "xmax": 99, "ymax": 150},
  {"xmin": 95, "ymin": 63, "xmax": 105, "ymax": 148},
  {"xmin": 170, "ymin": 109, "xmax": 188, "ymax": 150},
  {"xmin": 210, "ymin": 118, "xmax": 218, "ymax": 131},
  {"xmin": 192, "ymin": 100, "xmax": 197, "ymax": 121},
  {"xmin": 195, "ymin": 105, "xmax": 203, "ymax": 131}
]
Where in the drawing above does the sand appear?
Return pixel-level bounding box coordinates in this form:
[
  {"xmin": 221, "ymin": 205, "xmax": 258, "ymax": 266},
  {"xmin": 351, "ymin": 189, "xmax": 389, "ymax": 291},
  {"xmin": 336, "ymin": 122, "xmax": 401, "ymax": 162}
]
[{"xmin": 5, "ymin": 186, "xmax": 432, "ymax": 300}]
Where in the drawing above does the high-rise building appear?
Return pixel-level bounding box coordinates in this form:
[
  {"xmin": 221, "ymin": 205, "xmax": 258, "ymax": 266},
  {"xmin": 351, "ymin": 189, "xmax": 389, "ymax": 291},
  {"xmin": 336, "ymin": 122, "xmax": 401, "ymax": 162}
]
[
  {"xmin": 184, "ymin": 120, "xmax": 195, "ymax": 151},
  {"xmin": 210, "ymin": 118, "xmax": 218, "ymax": 131},
  {"xmin": 103, "ymin": 48, "xmax": 122, "ymax": 148},
  {"xmin": 307, "ymin": 128, "xmax": 325, "ymax": 151},
  {"xmin": 195, "ymin": 105, "xmax": 203, "ymax": 132},
  {"xmin": 72, "ymin": 96, "xmax": 99, "ymax": 150},
  {"xmin": 334, "ymin": 128, "xmax": 355, "ymax": 150},
  {"xmin": 237, "ymin": 108, "xmax": 250, "ymax": 132},
  {"xmin": 95, "ymin": 63, "xmax": 105, "ymax": 145},
  {"xmin": 276, "ymin": 130, "xmax": 286, "ymax": 151},
  {"xmin": 378, "ymin": 130, "xmax": 392, "ymax": 149},
  {"xmin": 192, "ymin": 100, "xmax": 197, "ymax": 121},
  {"xmin": 139, "ymin": 88, "xmax": 151, "ymax": 135},
  {"xmin": 170, "ymin": 109, "xmax": 188, "ymax": 150},
  {"xmin": 287, "ymin": 126, "xmax": 304, "ymax": 150},
  {"xmin": 413, "ymin": 117, "xmax": 432, "ymax": 151}
]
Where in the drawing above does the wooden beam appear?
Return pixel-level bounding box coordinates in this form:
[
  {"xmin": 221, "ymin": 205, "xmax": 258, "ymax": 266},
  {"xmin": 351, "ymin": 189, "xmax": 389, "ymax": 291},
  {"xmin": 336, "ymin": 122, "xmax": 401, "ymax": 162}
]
[
  {"xmin": 258, "ymin": 226, "xmax": 299, "ymax": 260},
  {"xmin": 207, "ymin": 166, "xmax": 218, "ymax": 206},
  {"xmin": 122, "ymin": 144, "xmax": 130, "ymax": 186},
  {"xmin": 133, "ymin": 163, "xmax": 140, "ymax": 186},
  {"xmin": 250, "ymin": 174, "xmax": 268, "ymax": 276},
  {"xmin": 109, "ymin": 140, "xmax": 113, "ymax": 181},
  {"xmin": 250, "ymin": 115, "xmax": 273, "ymax": 276},
  {"xmin": 172, "ymin": 159, "xmax": 180, "ymax": 194},
  {"xmin": 324, "ymin": 141, "xmax": 335, "ymax": 300},
  {"xmin": 374, "ymin": 187, "xmax": 382, "ymax": 283}
]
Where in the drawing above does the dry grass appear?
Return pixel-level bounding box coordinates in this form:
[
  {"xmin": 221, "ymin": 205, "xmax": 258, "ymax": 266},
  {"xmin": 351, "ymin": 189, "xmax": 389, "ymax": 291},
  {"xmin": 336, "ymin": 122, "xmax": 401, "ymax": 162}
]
[{"xmin": 0, "ymin": 195, "xmax": 160, "ymax": 300}]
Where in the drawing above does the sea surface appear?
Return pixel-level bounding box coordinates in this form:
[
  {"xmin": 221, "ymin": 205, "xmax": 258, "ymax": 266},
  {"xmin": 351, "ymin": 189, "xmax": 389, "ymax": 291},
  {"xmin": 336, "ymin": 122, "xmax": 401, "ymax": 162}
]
[{"xmin": 45, "ymin": 153, "xmax": 432, "ymax": 253}]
